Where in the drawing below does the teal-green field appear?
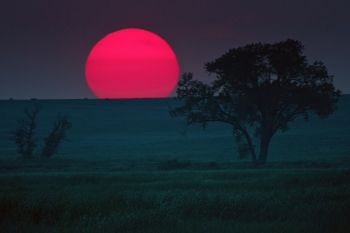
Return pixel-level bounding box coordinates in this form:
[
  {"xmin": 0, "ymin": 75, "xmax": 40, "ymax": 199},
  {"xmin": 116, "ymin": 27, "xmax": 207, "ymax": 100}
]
[{"xmin": 0, "ymin": 96, "xmax": 349, "ymax": 232}]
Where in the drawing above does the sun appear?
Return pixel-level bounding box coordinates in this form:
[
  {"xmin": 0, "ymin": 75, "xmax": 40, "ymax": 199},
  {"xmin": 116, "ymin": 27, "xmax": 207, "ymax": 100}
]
[{"xmin": 85, "ymin": 28, "xmax": 180, "ymax": 99}]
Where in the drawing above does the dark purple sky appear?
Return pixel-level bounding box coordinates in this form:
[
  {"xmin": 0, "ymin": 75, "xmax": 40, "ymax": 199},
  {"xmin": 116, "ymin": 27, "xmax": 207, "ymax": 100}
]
[{"xmin": 1, "ymin": 0, "xmax": 349, "ymax": 99}]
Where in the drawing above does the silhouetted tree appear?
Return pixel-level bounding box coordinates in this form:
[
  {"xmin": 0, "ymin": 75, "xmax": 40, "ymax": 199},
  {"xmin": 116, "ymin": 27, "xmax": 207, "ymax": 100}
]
[
  {"xmin": 171, "ymin": 39, "xmax": 340, "ymax": 164},
  {"xmin": 14, "ymin": 105, "xmax": 40, "ymax": 159},
  {"xmin": 41, "ymin": 115, "xmax": 71, "ymax": 158}
]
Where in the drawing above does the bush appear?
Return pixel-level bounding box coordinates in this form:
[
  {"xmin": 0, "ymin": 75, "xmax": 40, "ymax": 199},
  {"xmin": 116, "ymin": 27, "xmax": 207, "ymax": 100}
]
[
  {"xmin": 14, "ymin": 105, "xmax": 40, "ymax": 159},
  {"xmin": 41, "ymin": 115, "xmax": 71, "ymax": 158}
]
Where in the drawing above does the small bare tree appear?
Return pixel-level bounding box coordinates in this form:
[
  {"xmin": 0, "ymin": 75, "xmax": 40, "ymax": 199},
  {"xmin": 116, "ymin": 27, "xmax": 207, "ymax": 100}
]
[
  {"xmin": 41, "ymin": 115, "xmax": 71, "ymax": 158},
  {"xmin": 14, "ymin": 105, "xmax": 40, "ymax": 159}
]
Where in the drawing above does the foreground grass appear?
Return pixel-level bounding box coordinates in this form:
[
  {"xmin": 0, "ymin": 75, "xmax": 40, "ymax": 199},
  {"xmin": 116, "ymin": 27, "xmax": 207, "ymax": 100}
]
[{"xmin": 0, "ymin": 166, "xmax": 350, "ymax": 233}]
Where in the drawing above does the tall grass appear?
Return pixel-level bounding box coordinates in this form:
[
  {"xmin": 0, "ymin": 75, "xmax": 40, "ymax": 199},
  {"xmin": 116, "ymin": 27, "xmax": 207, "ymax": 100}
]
[{"xmin": 0, "ymin": 168, "xmax": 349, "ymax": 233}]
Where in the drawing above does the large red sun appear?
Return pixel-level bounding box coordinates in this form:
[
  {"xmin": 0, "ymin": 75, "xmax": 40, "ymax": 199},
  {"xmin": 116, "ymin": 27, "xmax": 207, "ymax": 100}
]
[{"xmin": 85, "ymin": 28, "xmax": 180, "ymax": 98}]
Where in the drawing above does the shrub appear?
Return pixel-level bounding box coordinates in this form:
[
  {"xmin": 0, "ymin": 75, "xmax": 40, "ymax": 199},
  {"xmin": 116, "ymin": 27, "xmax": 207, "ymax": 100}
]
[
  {"xmin": 14, "ymin": 105, "xmax": 40, "ymax": 159},
  {"xmin": 41, "ymin": 115, "xmax": 71, "ymax": 158}
]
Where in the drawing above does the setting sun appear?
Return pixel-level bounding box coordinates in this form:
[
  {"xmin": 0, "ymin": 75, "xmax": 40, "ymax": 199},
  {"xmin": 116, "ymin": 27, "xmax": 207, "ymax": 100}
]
[{"xmin": 85, "ymin": 28, "xmax": 180, "ymax": 99}]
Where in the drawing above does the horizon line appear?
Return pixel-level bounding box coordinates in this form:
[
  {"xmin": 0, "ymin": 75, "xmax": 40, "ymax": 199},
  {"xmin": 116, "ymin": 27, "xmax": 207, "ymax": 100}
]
[{"xmin": 0, "ymin": 96, "xmax": 178, "ymax": 101}]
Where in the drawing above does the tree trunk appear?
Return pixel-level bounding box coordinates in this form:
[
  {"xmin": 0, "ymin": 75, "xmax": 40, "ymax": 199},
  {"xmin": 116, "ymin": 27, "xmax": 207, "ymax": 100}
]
[
  {"xmin": 241, "ymin": 129, "xmax": 257, "ymax": 163},
  {"xmin": 258, "ymin": 133, "xmax": 271, "ymax": 164}
]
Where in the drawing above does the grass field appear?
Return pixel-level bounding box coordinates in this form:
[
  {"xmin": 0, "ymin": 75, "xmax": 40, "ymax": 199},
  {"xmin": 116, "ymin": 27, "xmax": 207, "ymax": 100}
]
[
  {"xmin": 0, "ymin": 160, "xmax": 350, "ymax": 233},
  {"xmin": 1, "ymin": 96, "xmax": 350, "ymax": 162},
  {"xmin": 0, "ymin": 97, "xmax": 350, "ymax": 232}
]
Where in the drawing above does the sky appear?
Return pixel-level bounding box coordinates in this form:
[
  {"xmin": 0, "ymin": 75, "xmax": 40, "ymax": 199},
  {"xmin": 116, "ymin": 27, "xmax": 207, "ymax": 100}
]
[{"xmin": 0, "ymin": 0, "xmax": 349, "ymax": 99}]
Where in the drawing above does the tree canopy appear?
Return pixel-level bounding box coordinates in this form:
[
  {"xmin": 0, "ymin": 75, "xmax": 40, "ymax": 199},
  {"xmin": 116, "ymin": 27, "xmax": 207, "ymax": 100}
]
[{"xmin": 171, "ymin": 39, "xmax": 340, "ymax": 164}]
